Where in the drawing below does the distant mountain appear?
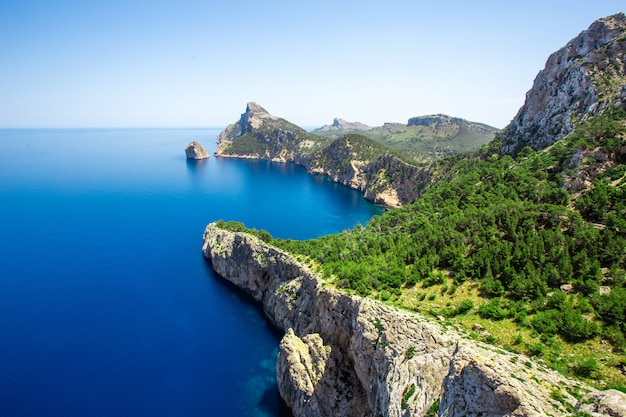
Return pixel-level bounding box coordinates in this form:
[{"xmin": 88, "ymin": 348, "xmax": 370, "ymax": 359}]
[
  {"xmin": 313, "ymin": 118, "xmax": 372, "ymax": 134},
  {"xmin": 313, "ymin": 114, "xmax": 499, "ymax": 161}
]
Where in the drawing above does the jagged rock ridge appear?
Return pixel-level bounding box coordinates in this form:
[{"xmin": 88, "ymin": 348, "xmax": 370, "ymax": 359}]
[
  {"xmin": 202, "ymin": 224, "xmax": 626, "ymax": 417},
  {"xmin": 500, "ymin": 13, "xmax": 626, "ymax": 155}
]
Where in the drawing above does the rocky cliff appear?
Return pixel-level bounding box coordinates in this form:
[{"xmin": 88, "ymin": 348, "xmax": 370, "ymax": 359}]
[
  {"xmin": 303, "ymin": 134, "xmax": 433, "ymax": 207},
  {"xmin": 202, "ymin": 224, "xmax": 626, "ymax": 417},
  {"xmin": 500, "ymin": 13, "xmax": 626, "ymax": 155}
]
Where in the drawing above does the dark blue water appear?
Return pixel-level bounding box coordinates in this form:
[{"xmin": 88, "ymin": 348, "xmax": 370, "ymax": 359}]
[{"xmin": 0, "ymin": 128, "xmax": 383, "ymax": 417}]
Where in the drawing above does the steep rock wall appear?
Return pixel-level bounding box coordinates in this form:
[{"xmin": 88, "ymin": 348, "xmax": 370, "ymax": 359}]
[
  {"xmin": 500, "ymin": 13, "xmax": 626, "ymax": 155},
  {"xmin": 201, "ymin": 224, "xmax": 623, "ymax": 417}
]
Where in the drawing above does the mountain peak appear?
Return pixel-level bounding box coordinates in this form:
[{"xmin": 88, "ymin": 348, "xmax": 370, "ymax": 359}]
[
  {"xmin": 245, "ymin": 102, "xmax": 270, "ymax": 115},
  {"xmin": 499, "ymin": 13, "xmax": 626, "ymax": 155}
]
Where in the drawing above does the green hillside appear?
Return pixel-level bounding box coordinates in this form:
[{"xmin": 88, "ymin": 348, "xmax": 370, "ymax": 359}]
[{"xmin": 312, "ymin": 115, "xmax": 498, "ymax": 161}]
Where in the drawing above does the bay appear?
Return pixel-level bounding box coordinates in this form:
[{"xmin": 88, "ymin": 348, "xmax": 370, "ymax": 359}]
[{"xmin": 0, "ymin": 128, "xmax": 383, "ymax": 417}]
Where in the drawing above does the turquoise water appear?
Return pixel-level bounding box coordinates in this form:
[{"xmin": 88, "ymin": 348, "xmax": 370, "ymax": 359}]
[{"xmin": 0, "ymin": 128, "xmax": 383, "ymax": 417}]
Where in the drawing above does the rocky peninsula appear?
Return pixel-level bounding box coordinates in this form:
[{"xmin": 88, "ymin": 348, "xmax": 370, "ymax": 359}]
[{"xmin": 202, "ymin": 224, "xmax": 626, "ymax": 417}]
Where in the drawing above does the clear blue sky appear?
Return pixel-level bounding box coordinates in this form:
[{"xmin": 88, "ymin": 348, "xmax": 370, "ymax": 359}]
[{"xmin": 0, "ymin": 1, "xmax": 623, "ymax": 129}]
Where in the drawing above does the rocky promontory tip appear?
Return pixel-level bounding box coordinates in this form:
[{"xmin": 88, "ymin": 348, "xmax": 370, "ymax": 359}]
[{"xmin": 185, "ymin": 141, "xmax": 209, "ymax": 160}]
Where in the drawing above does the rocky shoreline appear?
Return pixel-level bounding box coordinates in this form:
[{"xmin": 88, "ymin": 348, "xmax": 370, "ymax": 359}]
[{"xmin": 202, "ymin": 223, "xmax": 625, "ymax": 417}]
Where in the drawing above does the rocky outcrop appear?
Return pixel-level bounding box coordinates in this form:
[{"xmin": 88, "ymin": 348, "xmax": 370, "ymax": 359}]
[
  {"xmin": 202, "ymin": 224, "xmax": 624, "ymax": 417},
  {"xmin": 575, "ymin": 389, "xmax": 626, "ymax": 417},
  {"xmin": 185, "ymin": 141, "xmax": 209, "ymax": 159},
  {"xmin": 500, "ymin": 13, "xmax": 626, "ymax": 155}
]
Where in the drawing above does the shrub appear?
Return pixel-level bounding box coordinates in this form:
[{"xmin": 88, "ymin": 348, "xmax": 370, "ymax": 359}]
[
  {"xmin": 479, "ymin": 300, "xmax": 508, "ymax": 320},
  {"xmin": 573, "ymin": 356, "xmax": 599, "ymax": 379},
  {"xmin": 531, "ymin": 310, "xmax": 560, "ymax": 336},
  {"xmin": 455, "ymin": 299, "xmax": 474, "ymax": 315}
]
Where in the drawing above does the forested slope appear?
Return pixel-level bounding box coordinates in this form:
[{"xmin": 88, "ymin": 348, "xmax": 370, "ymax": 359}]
[{"xmin": 262, "ymin": 108, "xmax": 626, "ymax": 388}]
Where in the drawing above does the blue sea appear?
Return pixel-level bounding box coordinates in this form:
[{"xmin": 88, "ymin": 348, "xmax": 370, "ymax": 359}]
[{"xmin": 0, "ymin": 128, "xmax": 383, "ymax": 417}]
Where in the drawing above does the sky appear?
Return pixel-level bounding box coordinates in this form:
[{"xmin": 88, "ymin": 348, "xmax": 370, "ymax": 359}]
[{"xmin": 0, "ymin": 1, "xmax": 624, "ymax": 129}]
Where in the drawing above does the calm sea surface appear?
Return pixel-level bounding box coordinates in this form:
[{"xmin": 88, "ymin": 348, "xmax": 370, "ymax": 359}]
[{"xmin": 0, "ymin": 128, "xmax": 383, "ymax": 417}]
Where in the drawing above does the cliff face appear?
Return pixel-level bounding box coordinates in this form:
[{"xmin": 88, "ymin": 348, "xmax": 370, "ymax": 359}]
[
  {"xmin": 500, "ymin": 13, "xmax": 626, "ymax": 155},
  {"xmin": 303, "ymin": 135, "xmax": 433, "ymax": 207},
  {"xmin": 202, "ymin": 224, "xmax": 625, "ymax": 417}
]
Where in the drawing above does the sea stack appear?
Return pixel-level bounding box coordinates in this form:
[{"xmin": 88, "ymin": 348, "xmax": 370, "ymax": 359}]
[{"xmin": 185, "ymin": 141, "xmax": 209, "ymax": 160}]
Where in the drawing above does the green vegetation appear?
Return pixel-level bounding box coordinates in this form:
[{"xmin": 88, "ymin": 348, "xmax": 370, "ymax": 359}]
[
  {"xmin": 425, "ymin": 398, "xmax": 440, "ymax": 417},
  {"xmin": 215, "ymin": 107, "xmax": 626, "ymax": 387},
  {"xmin": 401, "ymin": 383, "xmax": 416, "ymax": 409},
  {"xmin": 222, "ymin": 134, "xmax": 264, "ymax": 155},
  {"xmin": 405, "ymin": 346, "xmax": 416, "ymax": 360},
  {"xmin": 214, "ymin": 220, "xmax": 273, "ymax": 243}
]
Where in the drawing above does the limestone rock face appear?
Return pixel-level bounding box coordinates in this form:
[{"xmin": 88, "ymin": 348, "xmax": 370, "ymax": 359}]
[
  {"xmin": 185, "ymin": 141, "xmax": 209, "ymax": 159},
  {"xmin": 201, "ymin": 224, "xmax": 625, "ymax": 417},
  {"xmin": 500, "ymin": 13, "xmax": 626, "ymax": 155}
]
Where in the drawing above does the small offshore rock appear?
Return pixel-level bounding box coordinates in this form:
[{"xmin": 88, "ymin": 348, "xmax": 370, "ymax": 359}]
[{"xmin": 185, "ymin": 141, "xmax": 209, "ymax": 160}]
